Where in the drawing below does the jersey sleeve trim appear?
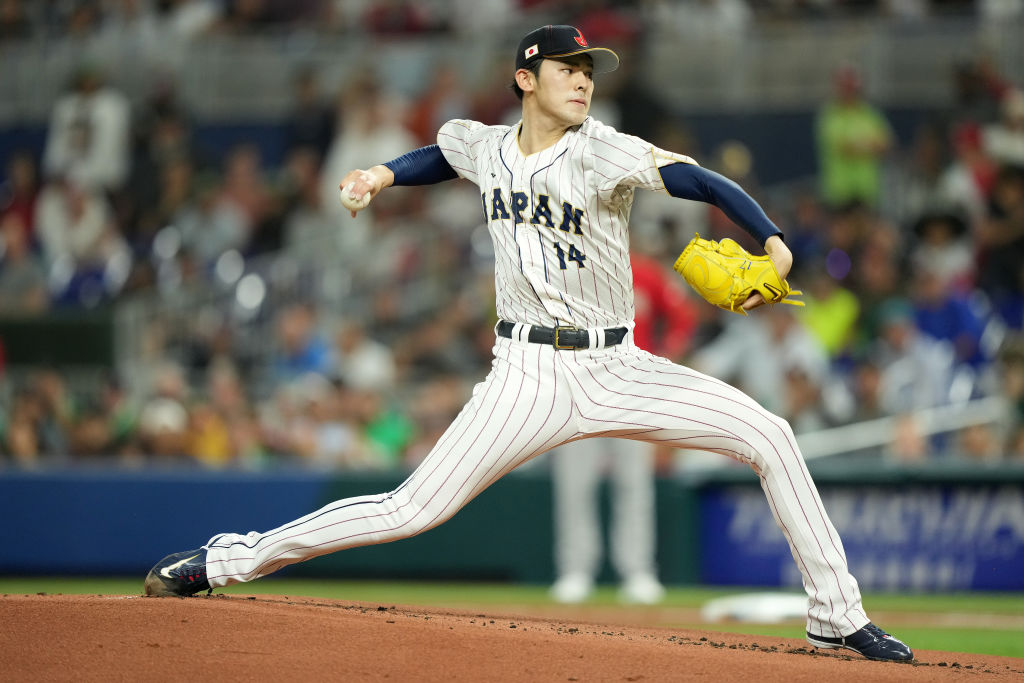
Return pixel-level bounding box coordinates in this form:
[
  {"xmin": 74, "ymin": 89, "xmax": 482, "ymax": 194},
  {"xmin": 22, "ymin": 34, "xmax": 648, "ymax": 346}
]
[{"xmin": 652, "ymin": 148, "xmax": 699, "ymax": 196}]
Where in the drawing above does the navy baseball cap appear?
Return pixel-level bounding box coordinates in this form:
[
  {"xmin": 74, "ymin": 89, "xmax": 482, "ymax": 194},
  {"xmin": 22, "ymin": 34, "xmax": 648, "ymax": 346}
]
[{"xmin": 515, "ymin": 25, "xmax": 620, "ymax": 74}]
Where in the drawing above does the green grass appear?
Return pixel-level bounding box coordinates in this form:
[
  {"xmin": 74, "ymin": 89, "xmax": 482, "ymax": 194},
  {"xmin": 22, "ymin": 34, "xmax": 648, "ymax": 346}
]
[
  {"xmin": 5, "ymin": 578, "xmax": 1022, "ymax": 659},
  {"xmin": 663, "ymin": 622, "xmax": 1024, "ymax": 660}
]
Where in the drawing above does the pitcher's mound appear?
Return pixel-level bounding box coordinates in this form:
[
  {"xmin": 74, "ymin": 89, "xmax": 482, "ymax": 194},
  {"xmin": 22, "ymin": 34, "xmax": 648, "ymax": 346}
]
[{"xmin": 2, "ymin": 594, "xmax": 1021, "ymax": 681}]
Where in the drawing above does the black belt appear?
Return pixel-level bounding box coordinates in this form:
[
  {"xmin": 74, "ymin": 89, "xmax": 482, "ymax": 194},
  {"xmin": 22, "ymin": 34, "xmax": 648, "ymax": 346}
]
[{"xmin": 496, "ymin": 320, "xmax": 629, "ymax": 350}]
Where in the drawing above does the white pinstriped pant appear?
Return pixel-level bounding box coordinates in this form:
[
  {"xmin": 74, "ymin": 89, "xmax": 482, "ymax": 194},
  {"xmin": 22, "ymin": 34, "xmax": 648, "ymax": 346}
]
[
  {"xmin": 551, "ymin": 437, "xmax": 658, "ymax": 582},
  {"xmin": 205, "ymin": 332, "xmax": 869, "ymax": 638}
]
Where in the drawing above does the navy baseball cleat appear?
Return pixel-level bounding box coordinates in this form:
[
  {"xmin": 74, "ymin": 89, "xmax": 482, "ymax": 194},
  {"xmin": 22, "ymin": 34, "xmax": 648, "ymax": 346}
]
[
  {"xmin": 144, "ymin": 548, "xmax": 211, "ymax": 597},
  {"xmin": 806, "ymin": 623, "xmax": 913, "ymax": 662}
]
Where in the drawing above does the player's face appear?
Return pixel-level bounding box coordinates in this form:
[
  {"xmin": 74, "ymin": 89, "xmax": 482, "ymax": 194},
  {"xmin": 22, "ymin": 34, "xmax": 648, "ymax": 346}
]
[{"xmin": 533, "ymin": 56, "xmax": 594, "ymax": 127}]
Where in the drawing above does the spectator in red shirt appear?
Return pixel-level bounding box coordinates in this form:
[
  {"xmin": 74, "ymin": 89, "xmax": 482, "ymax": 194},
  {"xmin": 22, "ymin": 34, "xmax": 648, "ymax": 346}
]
[
  {"xmin": 630, "ymin": 249, "xmax": 699, "ymax": 360},
  {"xmin": 0, "ymin": 150, "xmax": 40, "ymax": 247}
]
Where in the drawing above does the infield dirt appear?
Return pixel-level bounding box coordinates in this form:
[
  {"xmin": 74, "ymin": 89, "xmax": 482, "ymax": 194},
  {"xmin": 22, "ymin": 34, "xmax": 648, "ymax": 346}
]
[{"xmin": 1, "ymin": 594, "xmax": 1022, "ymax": 681}]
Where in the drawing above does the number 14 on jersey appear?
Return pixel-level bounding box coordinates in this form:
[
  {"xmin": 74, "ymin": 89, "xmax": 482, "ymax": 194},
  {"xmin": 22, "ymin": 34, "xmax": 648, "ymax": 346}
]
[{"xmin": 554, "ymin": 242, "xmax": 587, "ymax": 269}]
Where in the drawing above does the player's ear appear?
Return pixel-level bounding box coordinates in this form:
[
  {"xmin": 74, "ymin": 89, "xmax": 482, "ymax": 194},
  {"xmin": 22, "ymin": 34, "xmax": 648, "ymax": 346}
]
[{"xmin": 515, "ymin": 68, "xmax": 537, "ymax": 94}]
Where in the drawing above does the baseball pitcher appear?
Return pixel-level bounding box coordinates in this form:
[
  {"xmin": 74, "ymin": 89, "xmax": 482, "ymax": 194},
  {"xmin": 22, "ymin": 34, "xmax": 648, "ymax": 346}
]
[{"xmin": 144, "ymin": 25, "xmax": 912, "ymax": 663}]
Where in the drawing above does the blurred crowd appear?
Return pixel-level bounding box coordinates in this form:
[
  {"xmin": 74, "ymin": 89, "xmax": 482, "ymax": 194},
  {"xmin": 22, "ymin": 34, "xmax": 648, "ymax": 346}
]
[
  {"xmin": 681, "ymin": 52, "xmax": 1024, "ymax": 467},
  {"xmin": 0, "ymin": 0, "xmax": 1015, "ymax": 46},
  {"xmin": 1, "ymin": 1, "xmax": 1024, "ymax": 472}
]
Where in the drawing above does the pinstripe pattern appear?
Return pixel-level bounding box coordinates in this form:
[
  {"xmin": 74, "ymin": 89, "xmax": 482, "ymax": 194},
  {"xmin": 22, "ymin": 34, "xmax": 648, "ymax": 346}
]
[
  {"xmin": 206, "ymin": 337, "xmax": 578, "ymax": 586},
  {"xmin": 201, "ymin": 114, "xmax": 870, "ymax": 640},
  {"xmin": 437, "ymin": 117, "xmax": 694, "ymax": 330},
  {"xmin": 559, "ymin": 344, "xmax": 869, "ymax": 637},
  {"xmin": 206, "ymin": 336, "xmax": 868, "ymax": 637}
]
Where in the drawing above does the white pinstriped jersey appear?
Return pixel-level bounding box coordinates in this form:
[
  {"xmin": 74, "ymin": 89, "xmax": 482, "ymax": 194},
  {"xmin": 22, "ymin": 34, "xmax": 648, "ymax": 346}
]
[{"xmin": 438, "ymin": 117, "xmax": 696, "ymax": 329}]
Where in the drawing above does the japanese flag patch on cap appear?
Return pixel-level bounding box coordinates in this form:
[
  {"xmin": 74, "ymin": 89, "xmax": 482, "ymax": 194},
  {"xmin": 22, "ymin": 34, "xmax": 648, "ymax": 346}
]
[{"xmin": 514, "ymin": 25, "xmax": 619, "ymax": 74}]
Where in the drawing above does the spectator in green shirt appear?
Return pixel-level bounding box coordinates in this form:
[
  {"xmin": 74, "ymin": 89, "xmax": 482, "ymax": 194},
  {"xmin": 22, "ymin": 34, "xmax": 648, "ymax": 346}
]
[{"xmin": 816, "ymin": 66, "xmax": 894, "ymax": 209}]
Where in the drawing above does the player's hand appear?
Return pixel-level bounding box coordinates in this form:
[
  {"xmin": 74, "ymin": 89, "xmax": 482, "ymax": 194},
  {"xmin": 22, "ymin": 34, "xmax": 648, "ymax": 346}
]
[
  {"xmin": 741, "ymin": 235, "xmax": 793, "ymax": 312},
  {"xmin": 338, "ymin": 165, "xmax": 393, "ymax": 217}
]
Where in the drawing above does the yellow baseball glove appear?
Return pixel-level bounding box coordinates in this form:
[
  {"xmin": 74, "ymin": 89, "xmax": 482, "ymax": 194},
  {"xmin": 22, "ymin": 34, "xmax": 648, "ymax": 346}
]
[{"xmin": 673, "ymin": 234, "xmax": 804, "ymax": 314}]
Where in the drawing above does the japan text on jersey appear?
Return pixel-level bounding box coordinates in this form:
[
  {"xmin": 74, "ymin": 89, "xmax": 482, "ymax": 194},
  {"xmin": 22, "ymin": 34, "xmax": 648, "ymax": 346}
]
[{"xmin": 439, "ymin": 116, "xmax": 696, "ymax": 330}]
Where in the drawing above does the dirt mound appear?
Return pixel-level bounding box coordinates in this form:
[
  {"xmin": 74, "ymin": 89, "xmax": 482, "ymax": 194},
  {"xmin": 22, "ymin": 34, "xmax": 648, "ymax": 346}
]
[{"xmin": 1, "ymin": 594, "xmax": 1021, "ymax": 681}]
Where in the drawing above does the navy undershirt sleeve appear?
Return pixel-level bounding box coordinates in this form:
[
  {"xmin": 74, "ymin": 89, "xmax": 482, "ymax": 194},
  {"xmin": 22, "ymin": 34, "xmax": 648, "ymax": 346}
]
[
  {"xmin": 658, "ymin": 163, "xmax": 783, "ymax": 246},
  {"xmin": 383, "ymin": 144, "xmax": 458, "ymax": 186}
]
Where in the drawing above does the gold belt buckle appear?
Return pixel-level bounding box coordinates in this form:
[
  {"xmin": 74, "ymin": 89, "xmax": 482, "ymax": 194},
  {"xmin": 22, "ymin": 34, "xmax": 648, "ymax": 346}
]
[{"xmin": 553, "ymin": 326, "xmax": 577, "ymax": 350}]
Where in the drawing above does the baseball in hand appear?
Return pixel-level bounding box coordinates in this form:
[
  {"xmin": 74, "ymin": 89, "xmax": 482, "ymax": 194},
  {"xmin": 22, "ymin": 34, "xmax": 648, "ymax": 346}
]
[{"xmin": 340, "ymin": 182, "xmax": 371, "ymax": 211}]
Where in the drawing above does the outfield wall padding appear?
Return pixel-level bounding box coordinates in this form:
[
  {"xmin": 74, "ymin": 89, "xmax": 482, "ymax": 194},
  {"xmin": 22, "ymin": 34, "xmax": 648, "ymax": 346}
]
[{"xmin": 1, "ymin": 464, "xmax": 1021, "ymax": 590}]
